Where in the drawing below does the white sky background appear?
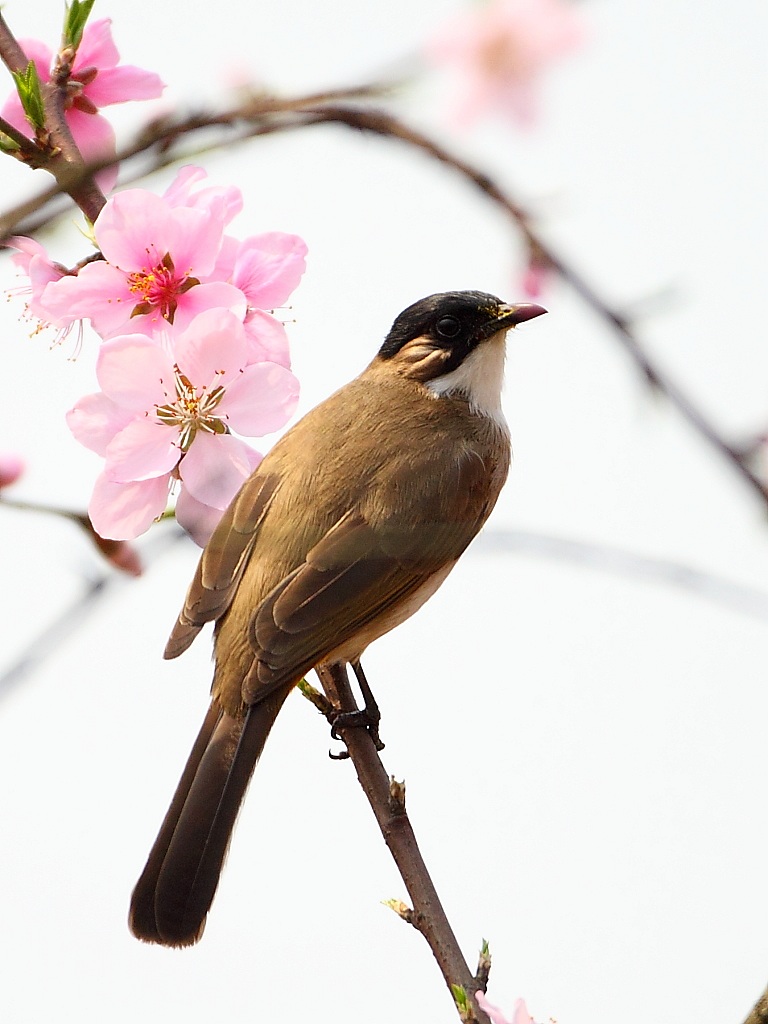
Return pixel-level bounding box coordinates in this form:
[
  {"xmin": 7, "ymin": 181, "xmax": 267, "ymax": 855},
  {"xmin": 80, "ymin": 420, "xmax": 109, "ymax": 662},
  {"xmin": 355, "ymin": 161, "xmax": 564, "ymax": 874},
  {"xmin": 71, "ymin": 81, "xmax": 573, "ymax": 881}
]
[{"xmin": 0, "ymin": 0, "xmax": 767, "ymax": 1022}]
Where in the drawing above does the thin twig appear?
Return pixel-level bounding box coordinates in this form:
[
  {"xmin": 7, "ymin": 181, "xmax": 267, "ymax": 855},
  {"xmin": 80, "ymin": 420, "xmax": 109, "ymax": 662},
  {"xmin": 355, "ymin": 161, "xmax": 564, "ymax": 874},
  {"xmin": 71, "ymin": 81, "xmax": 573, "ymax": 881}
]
[
  {"xmin": 315, "ymin": 662, "xmax": 490, "ymax": 1024},
  {"xmin": 0, "ymin": 522, "xmax": 188, "ymax": 700},
  {"xmin": 0, "ymin": 114, "xmax": 39, "ymax": 156}
]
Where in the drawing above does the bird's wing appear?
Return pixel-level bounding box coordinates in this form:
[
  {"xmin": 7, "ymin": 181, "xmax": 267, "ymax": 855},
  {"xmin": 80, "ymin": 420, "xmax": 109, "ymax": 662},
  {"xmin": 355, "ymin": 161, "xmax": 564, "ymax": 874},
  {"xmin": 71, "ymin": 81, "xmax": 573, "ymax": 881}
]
[
  {"xmin": 243, "ymin": 450, "xmax": 493, "ymax": 702},
  {"xmin": 164, "ymin": 471, "xmax": 281, "ymax": 659}
]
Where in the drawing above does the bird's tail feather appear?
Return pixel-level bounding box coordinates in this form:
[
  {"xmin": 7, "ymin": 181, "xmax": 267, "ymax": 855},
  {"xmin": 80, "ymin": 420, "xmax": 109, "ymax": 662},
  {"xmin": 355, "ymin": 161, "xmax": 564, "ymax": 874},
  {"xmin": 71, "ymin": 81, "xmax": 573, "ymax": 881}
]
[{"xmin": 129, "ymin": 688, "xmax": 290, "ymax": 947}]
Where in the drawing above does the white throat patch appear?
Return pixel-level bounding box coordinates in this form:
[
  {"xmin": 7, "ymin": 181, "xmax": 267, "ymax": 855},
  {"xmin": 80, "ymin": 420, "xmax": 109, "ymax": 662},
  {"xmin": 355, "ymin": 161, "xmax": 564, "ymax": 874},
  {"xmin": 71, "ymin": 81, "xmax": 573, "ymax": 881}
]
[{"xmin": 425, "ymin": 332, "xmax": 509, "ymax": 430}]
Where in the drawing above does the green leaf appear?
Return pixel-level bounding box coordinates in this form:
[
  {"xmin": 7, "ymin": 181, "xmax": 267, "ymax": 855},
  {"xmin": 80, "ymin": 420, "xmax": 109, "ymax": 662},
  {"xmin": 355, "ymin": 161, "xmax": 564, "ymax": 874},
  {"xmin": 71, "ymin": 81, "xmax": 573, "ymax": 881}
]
[
  {"xmin": 11, "ymin": 61, "xmax": 45, "ymax": 134},
  {"xmin": 451, "ymin": 984, "xmax": 469, "ymax": 1010},
  {"xmin": 0, "ymin": 131, "xmax": 22, "ymax": 154},
  {"xmin": 64, "ymin": 0, "xmax": 97, "ymax": 49}
]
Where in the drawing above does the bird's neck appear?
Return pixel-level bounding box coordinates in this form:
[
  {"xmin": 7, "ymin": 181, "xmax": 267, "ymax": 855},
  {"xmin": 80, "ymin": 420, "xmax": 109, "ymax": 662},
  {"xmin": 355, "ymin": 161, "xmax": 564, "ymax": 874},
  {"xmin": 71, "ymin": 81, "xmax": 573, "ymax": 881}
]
[{"xmin": 425, "ymin": 334, "xmax": 509, "ymax": 431}]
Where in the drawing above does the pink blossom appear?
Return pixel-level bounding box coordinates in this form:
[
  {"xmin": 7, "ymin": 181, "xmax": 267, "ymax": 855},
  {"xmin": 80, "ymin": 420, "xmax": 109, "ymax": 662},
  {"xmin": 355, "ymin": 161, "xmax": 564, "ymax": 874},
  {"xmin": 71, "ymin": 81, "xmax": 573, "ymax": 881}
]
[
  {"xmin": 1, "ymin": 19, "xmax": 164, "ymax": 191},
  {"xmin": 520, "ymin": 256, "xmax": 553, "ymax": 299},
  {"xmin": 428, "ymin": 0, "xmax": 584, "ymax": 127},
  {"xmin": 67, "ymin": 309, "xmax": 299, "ymax": 542},
  {"xmin": 7, "ymin": 236, "xmax": 69, "ymax": 323},
  {"xmin": 212, "ymin": 231, "xmax": 308, "ymax": 367},
  {"xmin": 0, "ymin": 453, "xmax": 25, "ymax": 488},
  {"xmin": 475, "ymin": 990, "xmax": 534, "ymax": 1024},
  {"xmin": 42, "ymin": 187, "xmax": 247, "ymax": 339},
  {"xmin": 163, "ymin": 165, "xmax": 243, "ymax": 227}
]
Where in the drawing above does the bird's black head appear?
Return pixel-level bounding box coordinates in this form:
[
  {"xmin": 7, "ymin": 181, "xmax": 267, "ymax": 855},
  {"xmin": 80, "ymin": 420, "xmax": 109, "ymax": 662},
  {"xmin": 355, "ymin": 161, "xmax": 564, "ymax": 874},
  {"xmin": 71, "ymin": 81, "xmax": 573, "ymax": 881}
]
[{"xmin": 378, "ymin": 291, "xmax": 545, "ymax": 379}]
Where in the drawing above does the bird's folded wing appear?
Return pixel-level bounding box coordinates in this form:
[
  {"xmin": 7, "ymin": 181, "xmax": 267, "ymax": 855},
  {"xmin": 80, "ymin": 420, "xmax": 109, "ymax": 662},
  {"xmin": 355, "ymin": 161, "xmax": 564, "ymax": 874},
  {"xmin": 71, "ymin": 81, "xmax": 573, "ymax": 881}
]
[
  {"xmin": 164, "ymin": 472, "xmax": 281, "ymax": 659},
  {"xmin": 243, "ymin": 452, "xmax": 493, "ymax": 702}
]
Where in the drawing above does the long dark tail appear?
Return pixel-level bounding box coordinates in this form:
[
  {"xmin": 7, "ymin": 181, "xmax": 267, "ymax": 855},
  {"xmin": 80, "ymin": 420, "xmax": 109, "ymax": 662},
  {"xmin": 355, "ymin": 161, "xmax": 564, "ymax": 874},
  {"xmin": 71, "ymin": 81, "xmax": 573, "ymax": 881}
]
[{"xmin": 129, "ymin": 688, "xmax": 290, "ymax": 947}]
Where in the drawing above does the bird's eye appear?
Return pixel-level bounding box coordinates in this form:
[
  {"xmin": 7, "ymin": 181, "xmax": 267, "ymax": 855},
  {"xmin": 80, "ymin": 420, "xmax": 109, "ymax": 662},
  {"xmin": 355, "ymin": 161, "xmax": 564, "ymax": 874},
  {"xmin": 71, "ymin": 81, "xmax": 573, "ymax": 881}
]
[{"xmin": 435, "ymin": 316, "xmax": 461, "ymax": 338}]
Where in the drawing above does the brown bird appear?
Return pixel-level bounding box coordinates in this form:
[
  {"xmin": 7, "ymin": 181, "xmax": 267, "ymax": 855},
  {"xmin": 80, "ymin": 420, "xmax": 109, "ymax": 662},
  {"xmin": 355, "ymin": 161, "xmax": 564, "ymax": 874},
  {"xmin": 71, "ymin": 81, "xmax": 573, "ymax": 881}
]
[{"xmin": 129, "ymin": 290, "xmax": 546, "ymax": 946}]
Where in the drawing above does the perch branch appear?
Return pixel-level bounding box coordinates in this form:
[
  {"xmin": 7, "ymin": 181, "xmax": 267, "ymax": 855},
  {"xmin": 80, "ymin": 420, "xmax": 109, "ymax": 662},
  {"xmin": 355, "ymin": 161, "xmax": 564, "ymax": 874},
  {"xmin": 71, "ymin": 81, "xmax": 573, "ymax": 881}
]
[{"xmin": 315, "ymin": 662, "xmax": 491, "ymax": 1024}]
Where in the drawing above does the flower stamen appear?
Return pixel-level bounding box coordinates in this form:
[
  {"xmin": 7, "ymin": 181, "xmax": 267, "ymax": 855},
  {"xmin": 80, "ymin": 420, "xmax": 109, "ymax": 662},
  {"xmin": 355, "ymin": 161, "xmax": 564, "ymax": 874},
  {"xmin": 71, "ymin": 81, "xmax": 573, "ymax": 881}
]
[
  {"xmin": 126, "ymin": 251, "xmax": 200, "ymax": 324},
  {"xmin": 155, "ymin": 366, "xmax": 229, "ymax": 452}
]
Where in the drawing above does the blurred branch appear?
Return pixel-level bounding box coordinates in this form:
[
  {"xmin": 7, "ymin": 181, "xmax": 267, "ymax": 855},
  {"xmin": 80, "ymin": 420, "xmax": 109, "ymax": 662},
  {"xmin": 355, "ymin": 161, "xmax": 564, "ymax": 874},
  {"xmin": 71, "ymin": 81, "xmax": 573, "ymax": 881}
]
[
  {"xmin": 4, "ymin": 515, "xmax": 765, "ymax": 707},
  {"xmin": 0, "ymin": 493, "xmax": 146, "ymax": 576},
  {"xmin": 479, "ymin": 529, "xmax": 768, "ymax": 621},
  {"xmin": 0, "ymin": 521, "xmax": 187, "ymax": 701},
  {"xmin": 1, "ymin": 89, "xmax": 764, "ymax": 510},
  {"xmin": 315, "ymin": 662, "xmax": 491, "ymax": 1024}
]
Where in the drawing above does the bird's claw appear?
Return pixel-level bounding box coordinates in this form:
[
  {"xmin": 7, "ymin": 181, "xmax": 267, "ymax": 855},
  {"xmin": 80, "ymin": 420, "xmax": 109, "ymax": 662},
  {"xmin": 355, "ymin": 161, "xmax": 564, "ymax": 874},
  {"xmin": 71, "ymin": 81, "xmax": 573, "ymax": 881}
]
[{"xmin": 327, "ymin": 707, "xmax": 385, "ymax": 759}]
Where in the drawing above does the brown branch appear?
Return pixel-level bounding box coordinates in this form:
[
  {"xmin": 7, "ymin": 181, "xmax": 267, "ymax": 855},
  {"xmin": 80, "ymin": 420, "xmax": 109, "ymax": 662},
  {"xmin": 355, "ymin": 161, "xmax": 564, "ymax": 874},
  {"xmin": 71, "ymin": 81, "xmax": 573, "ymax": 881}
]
[
  {"xmin": 0, "ymin": 92, "xmax": 763, "ymax": 513},
  {"xmin": 315, "ymin": 663, "xmax": 490, "ymax": 1024},
  {"xmin": 0, "ymin": 10, "xmax": 106, "ymax": 225},
  {"xmin": 0, "ymin": 114, "xmax": 40, "ymax": 157},
  {"xmin": 743, "ymin": 984, "xmax": 768, "ymax": 1024},
  {"xmin": 38, "ymin": 81, "xmax": 106, "ymax": 223},
  {"xmin": 284, "ymin": 105, "xmax": 768, "ymax": 507},
  {"xmin": 0, "ymin": 12, "xmax": 30, "ymax": 74}
]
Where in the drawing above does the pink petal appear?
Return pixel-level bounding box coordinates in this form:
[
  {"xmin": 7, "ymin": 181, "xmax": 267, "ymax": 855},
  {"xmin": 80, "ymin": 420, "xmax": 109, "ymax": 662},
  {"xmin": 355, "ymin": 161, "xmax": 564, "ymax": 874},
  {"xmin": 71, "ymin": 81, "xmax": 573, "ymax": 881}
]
[
  {"xmin": 96, "ymin": 334, "xmax": 175, "ymax": 409},
  {"xmin": 174, "ymin": 488, "xmax": 226, "ymax": 547},
  {"xmin": 163, "ymin": 205, "xmax": 228, "ymax": 277},
  {"xmin": 66, "ymin": 108, "xmax": 116, "ymax": 157},
  {"xmin": 84, "ymin": 65, "xmax": 164, "ymax": 107},
  {"xmin": 7, "ymin": 235, "xmax": 47, "ymax": 265},
  {"xmin": 170, "ymin": 281, "xmax": 248, "ymax": 334},
  {"xmin": 221, "ymin": 362, "xmax": 299, "ymax": 436},
  {"xmin": 0, "ymin": 94, "xmax": 28, "ymax": 136},
  {"xmin": 173, "ymin": 308, "xmax": 249, "ymax": 387},
  {"xmin": 27, "ymin": 253, "xmax": 65, "ymax": 301},
  {"xmin": 7, "ymin": 238, "xmax": 68, "ymax": 320},
  {"xmin": 75, "ymin": 19, "xmax": 119, "ymax": 71},
  {"xmin": 0, "ymin": 41, "xmax": 51, "ymax": 136},
  {"xmin": 428, "ymin": 0, "xmax": 584, "ymax": 127},
  {"xmin": 520, "ymin": 260, "xmax": 552, "ymax": 299},
  {"xmin": 41, "ymin": 261, "xmax": 133, "ymax": 335},
  {"xmin": 105, "ymin": 418, "xmax": 179, "ymax": 482},
  {"xmin": 0, "ymin": 453, "xmax": 25, "ymax": 488},
  {"xmin": 66, "ymin": 392, "xmax": 133, "ymax": 455},
  {"xmin": 88, "ymin": 471, "xmax": 169, "ymax": 540},
  {"xmin": 232, "ymin": 233, "xmax": 308, "ymax": 308},
  {"xmin": 207, "ymin": 234, "xmax": 239, "ymax": 282},
  {"xmin": 14, "ymin": 38, "xmax": 53, "ymax": 79},
  {"xmin": 94, "ymin": 190, "xmax": 179, "ymax": 269},
  {"xmin": 474, "ymin": 991, "xmax": 532, "ymax": 1024},
  {"xmin": 94, "ymin": 188, "xmax": 228, "ymax": 281},
  {"xmin": 243, "ymin": 310, "xmax": 291, "ymax": 368},
  {"xmin": 179, "ymin": 432, "xmax": 261, "ymax": 510},
  {"xmin": 162, "ymin": 167, "xmax": 242, "ymax": 221},
  {"xmin": 64, "ymin": 109, "xmax": 118, "ymax": 192},
  {"xmin": 162, "ymin": 165, "xmax": 208, "ymax": 203}
]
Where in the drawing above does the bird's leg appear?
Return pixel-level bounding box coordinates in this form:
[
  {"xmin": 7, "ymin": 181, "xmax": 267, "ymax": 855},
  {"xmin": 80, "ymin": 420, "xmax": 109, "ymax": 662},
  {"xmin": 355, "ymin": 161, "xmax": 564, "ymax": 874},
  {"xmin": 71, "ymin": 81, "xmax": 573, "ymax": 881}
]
[{"xmin": 327, "ymin": 659, "xmax": 385, "ymax": 756}]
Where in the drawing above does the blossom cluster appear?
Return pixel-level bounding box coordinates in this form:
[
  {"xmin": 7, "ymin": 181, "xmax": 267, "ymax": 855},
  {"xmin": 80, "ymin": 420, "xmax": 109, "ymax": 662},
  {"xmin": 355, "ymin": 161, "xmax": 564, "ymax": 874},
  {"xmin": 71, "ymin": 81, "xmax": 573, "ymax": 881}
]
[
  {"xmin": 4, "ymin": 17, "xmax": 306, "ymax": 550},
  {"xmin": 2, "ymin": 18, "xmax": 164, "ymax": 192},
  {"xmin": 11, "ymin": 166, "xmax": 305, "ymax": 546}
]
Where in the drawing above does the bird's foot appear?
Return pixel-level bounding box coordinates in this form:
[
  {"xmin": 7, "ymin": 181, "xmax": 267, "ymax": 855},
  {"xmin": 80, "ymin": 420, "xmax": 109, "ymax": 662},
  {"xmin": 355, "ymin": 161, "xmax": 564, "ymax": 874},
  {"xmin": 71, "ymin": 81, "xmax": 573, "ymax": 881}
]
[{"xmin": 328, "ymin": 706, "xmax": 385, "ymax": 759}]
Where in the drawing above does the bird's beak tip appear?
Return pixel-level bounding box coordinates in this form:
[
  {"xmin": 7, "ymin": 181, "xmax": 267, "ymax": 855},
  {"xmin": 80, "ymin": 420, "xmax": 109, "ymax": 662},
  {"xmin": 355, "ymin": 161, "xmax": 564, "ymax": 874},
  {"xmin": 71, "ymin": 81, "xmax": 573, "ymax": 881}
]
[{"xmin": 504, "ymin": 302, "xmax": 548, "ymax": 326}]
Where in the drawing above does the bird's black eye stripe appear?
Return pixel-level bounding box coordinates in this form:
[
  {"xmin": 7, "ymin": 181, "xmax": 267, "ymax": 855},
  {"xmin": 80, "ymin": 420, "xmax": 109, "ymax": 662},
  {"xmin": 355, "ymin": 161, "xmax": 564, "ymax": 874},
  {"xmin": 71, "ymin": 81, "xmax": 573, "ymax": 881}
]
[{"xmin": 435, "ymin": 316, "xmax": 461, "ymax": 338}]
